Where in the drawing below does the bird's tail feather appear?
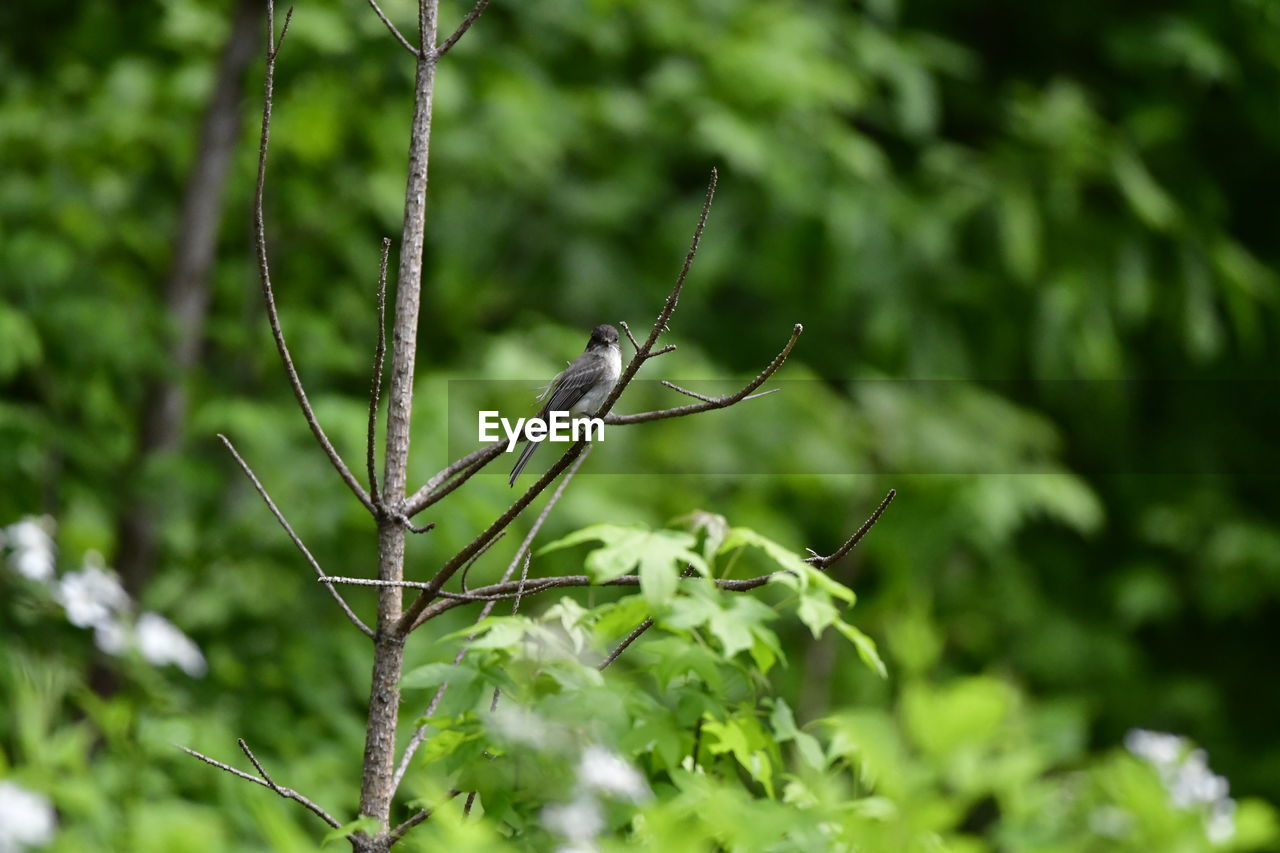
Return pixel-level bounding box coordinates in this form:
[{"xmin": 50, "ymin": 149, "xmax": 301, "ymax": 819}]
[{"xmin": 508, "ymin": 439, "xmax": 540, "ymax": 487}]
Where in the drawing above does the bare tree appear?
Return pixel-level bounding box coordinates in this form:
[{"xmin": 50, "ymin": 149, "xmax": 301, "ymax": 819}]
[{"xmin": 179, "ymin": 2, "xmax": 893, "ymax": 850}]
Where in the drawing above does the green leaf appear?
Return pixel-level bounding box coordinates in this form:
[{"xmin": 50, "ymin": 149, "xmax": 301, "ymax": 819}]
[
  {"xmin": 540, "ymin": 522, "xmax": 708, "ymax": 606},
  {"xmin": 400, "ymin": 662, "xmax": 476, "ymax": 690},
  {"xmin": 707, "ymin": 608, "xmax": 754, "ymax": 658},
  {"xmin": 647, "ymin": 637, "xmax": 725, "ymax": 691},
  {"xmin": 796, "ymin": 591, "xmax": 838, "ymax": 638},
  {"xmin": 679, "ymin": 509, "xmax": 729, "ymax": 567},
  {"xmin": 722, "ymin": 527, "xmax": 856, "ymax": 604},
  {"xmin": 835, "ymin": 620, "xmax": 888, "ymax": 678},
  {"xmin": 770, "ymin": 699, "xmax": 826, "ymax": 771},
  {"xmin": 322, "ymin": 817, "xmax": 382, "ymax": 845}
]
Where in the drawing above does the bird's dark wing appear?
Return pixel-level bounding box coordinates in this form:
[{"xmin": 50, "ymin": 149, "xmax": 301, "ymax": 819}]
[
  {"xmin": 537, "ymin": 354, "xmax": 603, "ymax": 417},
  {"xmin": 510, "ymin": 354, "xmax": 605, "ymax": 486}
]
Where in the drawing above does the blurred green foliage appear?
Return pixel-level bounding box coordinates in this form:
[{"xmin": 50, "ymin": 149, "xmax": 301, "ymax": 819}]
[{"xmin": 3, "ymin": 0, "xmax": 1279, "ymax": 849}]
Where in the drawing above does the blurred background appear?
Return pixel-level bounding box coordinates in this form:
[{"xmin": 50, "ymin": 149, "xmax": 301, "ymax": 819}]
[{"xmin": 2, "ymin": 0, "xmax": 1279, "ymax": 849}]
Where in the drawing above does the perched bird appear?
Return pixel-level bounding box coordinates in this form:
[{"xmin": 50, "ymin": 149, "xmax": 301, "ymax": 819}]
[{"xmin": 508, "ymin": 324, "xmax": 622, "ymax": 486}]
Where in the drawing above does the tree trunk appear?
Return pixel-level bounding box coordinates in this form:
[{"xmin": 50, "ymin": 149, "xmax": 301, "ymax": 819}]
[{"xmin": 115, "ymin": 0, "xmax": 261, "ymax": 595}]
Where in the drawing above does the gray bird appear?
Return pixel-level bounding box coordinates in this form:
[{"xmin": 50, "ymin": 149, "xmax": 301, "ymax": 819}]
[{"xmin": 508, "ymin": 324, "xmax": 622, "ymax": 486}]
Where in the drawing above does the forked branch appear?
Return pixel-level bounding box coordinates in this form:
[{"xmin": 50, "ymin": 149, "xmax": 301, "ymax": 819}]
[
  {"xmin": 254, "ymin": 1, "xmax": 374, "ymax": 515},
  {"xmin": 366, "ymin": 0, "xmax": 421, "ymax": 57},
  {"xmin": 605, "ymin": 324, "xmax": 801, "ymax": 425},
  {"xmin": 178, "ymin": 743, "xmax": 344, "ymax": 831},
  {"xmin": 436, "ymin": 0, "xmax": 492, "ymax": 57}
]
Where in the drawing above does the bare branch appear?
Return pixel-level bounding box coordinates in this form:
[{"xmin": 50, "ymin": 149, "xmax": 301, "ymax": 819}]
[
  {"xmin": 365, "ymin": 0, "xmax": 421, "ymax": 58},
  {"xmin": 395, "ymin": 442, "xmax": 588, "ymax": 633},
  {"xmin": 255, "ymin": 0, "xmax": 375, "ymax": 515},
  {"xmin": 270, "ymin": 4, "xmax": 293, "ymax": 57},
  {"xmin": 402, "ymin": 518, "xmax": 436, "ymax": 534},
  {"xmin": 660, "ymin": 380, "xmax": 716, "ymax": 404},
  {"xmin": 368, "ymin": 238, "xmax": 391, "ymax": 507},
  {"xmin": 387, "ymin": 791, "xmax": 460, "ymax": 845},
  {"xmin": 390, "ymin": 449, "xmax": 589, "ymax": 796},
  {"xmin": 605, "ymin": 323, "xmax": 801, "ymax": 425},
  {"xmin": 804, "ymin": 489, "xmax": 896, "ymax": 568},
  {"xmin": 395, "ymin": 172, "xmax": 723, "ymax": 631},
  {"xmin": 597, "ymin": 170, "xmax": 718, "ymax": 416},
  {"xmin": 619, "ymin": 319, "xmax": 642, "ymax": 353},
  {"xmin": 660, "ymin": 380, "xmax": 780, "ymax": 405},
  {"xmin": 649, "ymin": 343, "xmax": 677, "ymax": 357},
  {"xmin": 219, "ymin": 434, "xmax": 373, "ymax": 637},
  {"xmin": 599, "ymin": 617, "xmax": 653, "ymax": 670},
  {"xmin": 458, "ymin": 529, "xmax": 508, "ymax": 593},
  {"xmin": 400, "ymin": 172, "xmax": 721, "ymax": 518},
  {"xmin": 178, "ymin": 744, "xmax": 344, "ymax": 830},
  {"xmin": 436, "ymin": 0, "xmax": 491, "ymax": 58},
  {"xmin": 397, "ymin": 572, "xmax": 774, "ymax": 622},
  {"xmin": 402, "ymin": 441, "xmax": 506, "ymax": 518},
  {"xmin": 237, "ymin": 738, "xmax": 278, "ymax": 787},
  {"xmin": 598, "ymin": 565, "xmax": 696, "ymax": 670}
]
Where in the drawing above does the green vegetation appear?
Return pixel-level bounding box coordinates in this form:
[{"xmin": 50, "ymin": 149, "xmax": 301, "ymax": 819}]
[{"xmin": 2, "ymin": 0, "xmax": 1278, "ymax": 850}]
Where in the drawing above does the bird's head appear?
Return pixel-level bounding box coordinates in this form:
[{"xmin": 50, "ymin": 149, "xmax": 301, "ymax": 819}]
[{"xmin": 588, "ymin": 324, "xmax": 619, "ymax": 349}]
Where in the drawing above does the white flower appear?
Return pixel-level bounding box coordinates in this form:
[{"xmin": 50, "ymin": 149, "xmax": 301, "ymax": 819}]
[
  {"xmin": 542, "ymin": 795, "xmax": 603, "ymax": 845},
  {"xmin": 93, "ymin": 618, "xmax": 131, "ymax": 656},
  {"xmin": 489, "ymin": 706, "xmax": 560, "ymax": 749},
  {"xmin": 0, "ymin": 780, "xmax": 57, "ymax": 851},
  {"xmin": 1208, "ymin": 799, "xmax": 1237, "ymax": 845},
  {"xmin": 1168, "ymin": 749, "xmax": 1229, "ymax": 809},
  {"xmin": 56, "ymin": 565, "xmax": 129, "ymax": 629},
  {"xmin": 136, "ymin": 612, "xmax": 207, "ymax": 677},
  {"xmin": 578, "ymin": 746, "xmax": 650, "ymax": 802},
  {"xmin": 1124, "ymin": 728, "xmax": 1235, "ymax": 844},
  {"xmin": 3, "ymin": 517, "xmax": 56, "ymax": 584},
  {"xmin": 1124, "ymin": 728, "xmax": 1183, "ymax": 768}
]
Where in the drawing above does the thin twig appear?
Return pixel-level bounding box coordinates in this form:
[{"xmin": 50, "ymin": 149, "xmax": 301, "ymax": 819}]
[
  {"xmin": 661, "ymin": 380, "xmax": 780, "ymax": 405},
  {"xmin": 619, "ymin": 319, "xmax": 642, "ymax": 353},
  {"xmin": 219, "ymin": 434, "xmax": 373, "ymax": 637},
  {"xmin": 254, "ymin": 1, "xmax": 375, "ymax": 515},
  {"xmin": 403, "ymin": 442, "xmax": 505, "ymax": 518},
  {"xmin": 599, "ymin": 618, "xmax": 653, "ymax": 670},
  {"xmin": 368, "ymin": 238, "xmax": 391, "ymax": 507},
  {"xmin": 387, "ymin": 791, "xmax": 460, "ymax": 844},
  {"xmin": 396, "ymin": 172, "xmax": 722, "ymax": 631},
  {"xmin": 390, "ymin": 450, "xmax": 589, "ymax": 795},
  {"xmin": 393, "ymin": 572, "xmax": 778, "ymax": 622},
  {"xmin": 660, "ymin": 380, "xmax": 716, "ymax": 404},
  {"xmin": 598, "ymin": 565, "xmax": 695, "ymax": 670},
  {"xmin": 458, "ymin": 530, "xmax": 508, "ymax": 593},
  {"xmin": 178, "ymin": 744, "xmax": 344, "ymax": 830},
  {"xmin": 402, "ymin": 441, "xmax": 506, "ymax": 517},
  {"xmin": 237, "ymin": 738, "xmax": 277, "ymax": 787},
  {"xmin": 605, "ymin": 324, "xmax": 801, "ymax": 425},
  {"xmin": 804, "ymin": 489, "xmax": 896, "ymax": 568},
  {"xmin": 435, "ymin": 0, "xmax": 491, "ymax": 57},
  {"xmin": 484, "ymin": 551, "xmax": 531, "ymax": 712},
  {"xmin": 365, "ymin": 0, "xmax": 421, "ymax": 57}
]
